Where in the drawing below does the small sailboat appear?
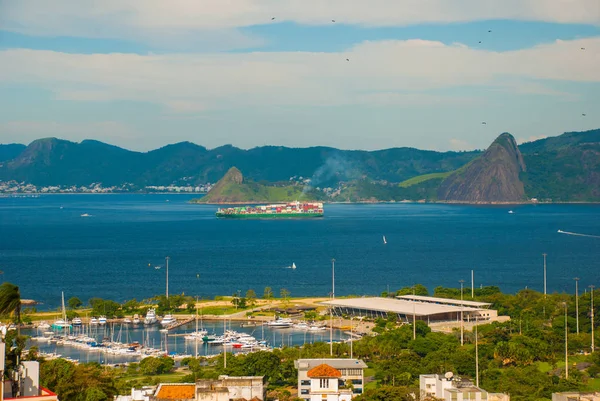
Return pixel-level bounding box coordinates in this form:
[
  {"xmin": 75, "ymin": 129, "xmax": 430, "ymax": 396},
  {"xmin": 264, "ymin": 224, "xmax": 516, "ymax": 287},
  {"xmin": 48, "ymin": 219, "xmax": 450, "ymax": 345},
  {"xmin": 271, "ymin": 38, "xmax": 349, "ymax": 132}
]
[
  {"xmin": 291, "ymin": 262, "xmax": 296, "ymax": 270},
  {"xmin": 80, "ymin": 213, "xmax": 91, "ymax": 217},
  {"xmin": 383, "ymin": 235, "xmax": 387, "ymax": 244},
  {"xmin": 508, "ymin": 210, "xmax": 514, "ymax": 214}
]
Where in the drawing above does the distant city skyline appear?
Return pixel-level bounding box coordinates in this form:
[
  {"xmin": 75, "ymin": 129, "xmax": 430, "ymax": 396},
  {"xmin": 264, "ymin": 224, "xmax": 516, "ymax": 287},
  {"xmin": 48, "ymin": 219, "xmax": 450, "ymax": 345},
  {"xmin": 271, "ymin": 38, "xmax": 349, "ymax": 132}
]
[{"xmin": 0, "ymin": 0, "xmax": 599, "ymax": 152}]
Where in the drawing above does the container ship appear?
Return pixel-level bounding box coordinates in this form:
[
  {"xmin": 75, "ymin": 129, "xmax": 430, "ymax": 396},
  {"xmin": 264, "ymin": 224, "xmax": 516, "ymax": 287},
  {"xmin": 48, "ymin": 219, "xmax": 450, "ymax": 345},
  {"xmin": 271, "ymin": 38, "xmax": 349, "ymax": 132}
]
[{"xmin": 216, "ymin": 201, "xmax": 324, "ymax": 218}]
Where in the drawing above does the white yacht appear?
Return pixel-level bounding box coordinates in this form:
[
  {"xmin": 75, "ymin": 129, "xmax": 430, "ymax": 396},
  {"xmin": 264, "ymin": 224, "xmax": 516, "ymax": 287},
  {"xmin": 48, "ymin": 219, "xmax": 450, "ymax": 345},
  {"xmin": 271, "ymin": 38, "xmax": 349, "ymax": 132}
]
[
  {"xmin": 144, "ymin": 309, "xmax": 158, "ymax": 325},
  {"xmin": 72, "ymin": 317, "xmax": 82, "ymax": 326},
  {"xmin": 98, "ymin": 316, "xmax": 107, "ymax": 325},
  {"xmin": 132, "ymin": 314, "xmax": 141, "ymax": 325},
  {"xmin": 161, "ymin": 314, "xmax": 177, "ymax": 327},
  {"xmin": 89, "ymin": 318, "xmax": 99, "ymax": 325},
  {"xmin": 123, "ymin": 318, "xmax": 132, "ymax": 324},
  {"xmin": 37, "ymin": 321, "xmax": 51, "ymax": 330},
  {"xmin": 267, "ymin": 317, "xmax": 293, "ymax": 328}
]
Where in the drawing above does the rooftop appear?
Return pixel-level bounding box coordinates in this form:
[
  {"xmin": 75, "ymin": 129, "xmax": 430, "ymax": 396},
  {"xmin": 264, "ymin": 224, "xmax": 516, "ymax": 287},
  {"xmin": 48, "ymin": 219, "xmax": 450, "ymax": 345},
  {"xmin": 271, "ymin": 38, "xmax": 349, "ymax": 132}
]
[
  {"xmin": 397, "ymin": 295, "xmax": 492, "ymax": 308},
  {"xmin": 295, "ymin": 358, "xmax": 368, "ymax": 370},
  {"xmin": 154, "ymin": 384, "xmax": 195, "ymax": 400},
  {"xmin": 307, "ymin": 364, "xmax": 342, "ymax": 378},
  {"xmin": 322, "ymin": 297, "xmax": 485, "ymax": 316}
]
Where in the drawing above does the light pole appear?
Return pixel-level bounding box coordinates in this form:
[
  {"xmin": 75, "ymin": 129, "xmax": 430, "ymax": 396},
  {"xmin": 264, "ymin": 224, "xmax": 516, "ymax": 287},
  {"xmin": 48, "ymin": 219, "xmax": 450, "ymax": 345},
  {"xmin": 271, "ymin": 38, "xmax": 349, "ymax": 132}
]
[
  {"xmin": 350, "ymin": 316, "xmax": 354, "ymax": 359},
  {"xmin": 165, "ymin": 256, "xmax": 170, "ymax": 299},
  {"xmin": 564, "ymin": 302, "xmax": 569, "ymax": 380},
  {"xmin": 543, "ymin": 253, "xmax": 547, "ymax": 298},
  {"xmin": 332, "ymin": 259, "xmax": 335, "ymax": 299},
  {"xmin": 475, "ymin": 316, "xmax": 479, "ymax": 387},
  {"xmin": 459, "ymin": 280, "xmax": 465, "ymax": 346},
  {"xmin": 574, "ymin": 278, "xmax": 580, "ymax": 334},
  {"xmin": 591, "ymin": 285, "xmax": 595, "ymax": 353},
  {"xmin": 412, "ymin": 285, "xmax": 416, "ymax": 340},
  {"xmin": 330, "ymin": 258, "xmax": 335, "ymax": 357}
]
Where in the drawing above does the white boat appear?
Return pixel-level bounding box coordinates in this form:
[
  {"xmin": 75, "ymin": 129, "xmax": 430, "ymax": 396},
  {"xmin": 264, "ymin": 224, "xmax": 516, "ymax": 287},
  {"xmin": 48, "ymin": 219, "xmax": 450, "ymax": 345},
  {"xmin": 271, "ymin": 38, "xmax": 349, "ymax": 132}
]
[
  {"xmin": 144, "ymin": 309, "xmax": 158, "ymax": 325},
  {"xmin": 383, "ymin": 235, "xmax": 387, "ymax": 244},
  {"xmin": 52, "ymin": 319, "xmax": 71, "ymax": 329},
  {"xmin": 161, "ymin": 314, "xmax": 177, "ymax": 327},
  {"xmin": 98, "ymin": 316, "xmax": 107, "ymax": 325},
  {"xmin": 72, "ymin": 317, "xmax": 82, "ymax": 326},
  {"xmin": 132, "ymin": 314, "xmax": 141, "ymax": 325},
  {"xmin": 267, "ymin": 317, "xmax": 293, "ymax": 328},
  {"xmin": 52, "ymin": 292, "xmax": 72, "ymax": 330},
  {"xmin": 80, "ymin": 213, "xmax": 91, "ymax": 217},
  {"xmin": 123, "ymin": 318, "xmax": 132, "ymax": 324},
  {"xmin": 159, "ymin": 329, "xmax": 169, "ymax": 334},
  {"xmin": 184, "ymin": 330, "xmax": 208, "ymax": 341},
  {"xmin": 291, "ymin": 262, "xmax": 296, "ymax": 270},
  {"xmin": 508, "ymin": 210, "xmax": 514, "ymax": 214},
  {"xmin": 37, "ymin": 321, "xmax": 51, "ymax": 330},
  {"xmin": 294, "ymin": 322, "xmax": 309, "ymax": 330},
  {"xmin": 90, "ymin": 318, "xmax": 99, "ymax": 325}
]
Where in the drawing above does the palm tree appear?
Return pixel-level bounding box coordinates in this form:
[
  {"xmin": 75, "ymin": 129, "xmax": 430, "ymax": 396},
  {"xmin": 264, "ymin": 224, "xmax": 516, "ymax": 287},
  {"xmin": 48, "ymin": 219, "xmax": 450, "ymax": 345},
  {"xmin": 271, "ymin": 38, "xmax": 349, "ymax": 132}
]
[{"xmin": 0, "ymin": 282, "xmax": 21, "ymax": 324}]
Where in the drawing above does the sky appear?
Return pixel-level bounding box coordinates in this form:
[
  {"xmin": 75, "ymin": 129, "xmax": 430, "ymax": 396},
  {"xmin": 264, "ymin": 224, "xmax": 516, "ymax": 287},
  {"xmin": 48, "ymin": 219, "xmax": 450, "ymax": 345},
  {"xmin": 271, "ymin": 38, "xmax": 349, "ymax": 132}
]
[{"xmin": 0, "ymin": 0, "xmax": 599, "ymax": 152}]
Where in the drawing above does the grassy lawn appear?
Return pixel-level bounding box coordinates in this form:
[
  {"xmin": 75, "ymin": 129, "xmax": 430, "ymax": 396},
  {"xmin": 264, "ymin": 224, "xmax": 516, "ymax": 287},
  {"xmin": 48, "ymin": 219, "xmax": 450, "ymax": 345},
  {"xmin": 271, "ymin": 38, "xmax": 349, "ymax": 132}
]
[
  {"xmin": 399, "ymin": 172, "xmax": 453, "ymax": 188},
  {"xmin": 199, "ymin": 306, "xmax": 251, "ymax": 315}
]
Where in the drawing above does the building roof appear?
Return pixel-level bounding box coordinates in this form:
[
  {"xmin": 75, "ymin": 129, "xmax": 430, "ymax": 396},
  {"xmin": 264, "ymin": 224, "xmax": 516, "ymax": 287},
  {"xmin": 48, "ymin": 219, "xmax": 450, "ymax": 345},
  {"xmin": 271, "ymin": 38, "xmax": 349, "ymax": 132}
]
[
  {"xmin": 295, "ymin": 358, "xmax": 368, "ymax": 370},
  {"xmin": 307, "ymin": 364, "xmax": 342, "ymax": 378},
  {"xmin": 397, "ymin": 295, "xmax": 492, "ymax": 308},
  {"xmin": 322, "ymin": 297, "xmax": 485, "ymax": 317},
  {"xmin": 154, "ymin": 384, "xmax": 195, "ymax": 400}
]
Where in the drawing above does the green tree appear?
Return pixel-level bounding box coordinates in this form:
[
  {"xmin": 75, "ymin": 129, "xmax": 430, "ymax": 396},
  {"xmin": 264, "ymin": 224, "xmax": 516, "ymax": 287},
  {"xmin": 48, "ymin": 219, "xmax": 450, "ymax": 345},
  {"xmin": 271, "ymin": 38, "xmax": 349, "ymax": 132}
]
[
  {"xmin": 280, "ymin": 288, "xmax": 290, "ymax": 301},
  {"xmin": 67, "ymin": 297, "xmax": 83, "ymax": 309},
  {"xmin": 264, "ymin": 287, "xmax": 273, "ymax": 299},
  {"xmin": 0, "ymin": 282, "xmax": 21, "ymax": 323},
  {"xmin": 246, "ymin": 289, "xmax": 257, "ymax": 306},
  {"xmin": 139, "ymin": 356, "xmax": 174, "ymax": 375}
]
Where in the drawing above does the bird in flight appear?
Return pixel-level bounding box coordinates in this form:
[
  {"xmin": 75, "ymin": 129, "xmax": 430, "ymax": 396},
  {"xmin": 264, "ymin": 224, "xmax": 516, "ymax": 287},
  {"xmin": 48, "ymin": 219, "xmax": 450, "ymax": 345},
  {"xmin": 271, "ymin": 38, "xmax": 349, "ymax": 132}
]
[
  {"xmin": 582, "ymin": 113, "xmax": 587, "ymax": 116},
  {"xmin": 581, "ymin": 47, "xmax": 586, "ymax": 50},
  {"xmin": 271, "ymin": 17, "xmax": 276, "ymax": 20},
  {"xmin": 482, "ymin": 122, "xmax": 487, "ymax": 125},
  {"xmin": 332, "ymin": 19, "xmax": 336, "ymax": 23},
  {"xmin": 346, "ymin": 58, "xmax": 350, "ymax": 61},
  {"xmin": 488, "ymin": 30, "xmax": 492, "ymax": 33},
  {"xmin": 478, "ymin": 41, "xmax": 482, "ymax": 44}
]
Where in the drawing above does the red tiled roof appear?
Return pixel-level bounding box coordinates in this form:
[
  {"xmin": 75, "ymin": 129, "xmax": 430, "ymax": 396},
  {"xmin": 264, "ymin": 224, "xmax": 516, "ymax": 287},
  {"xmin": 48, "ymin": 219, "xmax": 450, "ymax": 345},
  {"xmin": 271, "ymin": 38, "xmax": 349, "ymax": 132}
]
[
  {"xmin": 307, "ymin": 364, "xmax": 342, "ymax": 378},
  {"xmin": 155, "ymin": 384, "xmax": 195, "ymax": 400}
]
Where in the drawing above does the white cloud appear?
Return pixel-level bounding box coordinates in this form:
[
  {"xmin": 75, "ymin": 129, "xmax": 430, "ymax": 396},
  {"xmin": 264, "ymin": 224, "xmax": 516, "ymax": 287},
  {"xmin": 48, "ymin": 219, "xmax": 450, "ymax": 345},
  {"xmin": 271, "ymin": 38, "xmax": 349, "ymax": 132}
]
[
  {"xmin": 0, "ymin": 0, "xmax": 598, "ymax": 49},
  {"xmin": 0, "ymin": 37, "xmax": 597, "ymax": 112}
]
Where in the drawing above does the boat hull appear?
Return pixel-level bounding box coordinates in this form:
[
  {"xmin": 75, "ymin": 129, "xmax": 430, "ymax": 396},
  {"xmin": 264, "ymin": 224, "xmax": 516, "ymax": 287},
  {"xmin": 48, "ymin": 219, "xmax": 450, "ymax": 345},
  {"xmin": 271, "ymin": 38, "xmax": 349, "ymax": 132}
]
[{"xmin": 216, "ymin": 212, "xmax": 323, "ymax": 219}]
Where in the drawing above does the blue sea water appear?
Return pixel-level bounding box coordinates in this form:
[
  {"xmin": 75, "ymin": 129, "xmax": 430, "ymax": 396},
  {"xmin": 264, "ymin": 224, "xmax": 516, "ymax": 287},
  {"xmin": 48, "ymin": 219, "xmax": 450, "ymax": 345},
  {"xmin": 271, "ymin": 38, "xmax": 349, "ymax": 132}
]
[{"xmin": 1, "ymin": 194, "xmax": 599, "ymax": 309}]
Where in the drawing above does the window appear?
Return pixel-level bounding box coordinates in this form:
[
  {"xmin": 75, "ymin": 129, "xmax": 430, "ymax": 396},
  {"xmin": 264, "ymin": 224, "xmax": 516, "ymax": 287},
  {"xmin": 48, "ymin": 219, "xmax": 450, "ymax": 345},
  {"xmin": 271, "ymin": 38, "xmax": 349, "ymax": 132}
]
[
  {"xmin": 320, "ymin": 379, "xmax": 329, "ymax": 388},
  {"xmin": 301, "ymin": 389, "xmax": 309, "ymax": 395},
  {"xmin": 353, "ymin": 388, "xmax": 363, "ymax": 394},
  {"xmin": 301, "ymin": 380, "xmax": 310, "ymax": 386},
  {"xmin": 351, "ymin": 379, "xmax": 362, "ymax": 385}
]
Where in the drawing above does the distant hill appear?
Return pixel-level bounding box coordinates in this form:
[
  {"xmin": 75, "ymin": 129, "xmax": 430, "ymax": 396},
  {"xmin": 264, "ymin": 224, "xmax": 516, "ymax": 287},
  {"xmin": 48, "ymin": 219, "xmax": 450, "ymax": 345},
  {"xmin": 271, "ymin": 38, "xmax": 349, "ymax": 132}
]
[
  {"xmin": 437, "ymin": 133, "xmax": 527, "ymax": 203},
  {"xmin": 0, "ymin": 144, "xmax": 26, "ymax": 162},
  {"xmin": 1, "ymin": 129, "xmax": 599, "ymax": 202},
  {"xmin": 195, "ymin": 167, "xmax": 321, "ymax": 204},
  {"xmin": 0, "ymin": 138, "xmax": 478, "ymax": 187}
]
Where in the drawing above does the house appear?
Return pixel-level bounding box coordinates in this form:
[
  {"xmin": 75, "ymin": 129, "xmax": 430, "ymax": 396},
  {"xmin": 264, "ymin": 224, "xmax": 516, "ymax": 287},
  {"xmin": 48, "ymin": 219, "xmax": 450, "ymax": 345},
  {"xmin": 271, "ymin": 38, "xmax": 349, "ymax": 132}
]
[
  {"xmin": 553, "ymin": 392, "xmax": 600, "ymax": 401},
  {"xmin": 144, "ymin": 376, "xmax": 264, "ymax": 401},
  {"xmin": 419, "ymin": 373, "xmax": 509, "ymax": 401},
  {"xmin": 305, "ymin": 364, "xmax": 353, "ymax": 401},
  {"xmin": 295, "ymin": 359, "xmax": 367, "ymax": 400}
]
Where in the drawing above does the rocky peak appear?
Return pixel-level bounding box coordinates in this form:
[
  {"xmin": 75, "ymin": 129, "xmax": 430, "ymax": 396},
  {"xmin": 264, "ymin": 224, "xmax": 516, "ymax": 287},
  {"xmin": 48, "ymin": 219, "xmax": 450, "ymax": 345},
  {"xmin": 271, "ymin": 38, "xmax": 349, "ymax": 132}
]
[{"xmin": 437, "ymin": 133, "xmax": 527, "ymax": 203}]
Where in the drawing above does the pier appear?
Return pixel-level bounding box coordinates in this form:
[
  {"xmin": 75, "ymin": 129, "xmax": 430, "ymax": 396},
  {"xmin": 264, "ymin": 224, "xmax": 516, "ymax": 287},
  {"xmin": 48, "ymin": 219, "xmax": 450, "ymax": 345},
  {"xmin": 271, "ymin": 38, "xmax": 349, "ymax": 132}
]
[{"xmin": 165, "ymin": 317, "xmax": 195, "ymax": 331}]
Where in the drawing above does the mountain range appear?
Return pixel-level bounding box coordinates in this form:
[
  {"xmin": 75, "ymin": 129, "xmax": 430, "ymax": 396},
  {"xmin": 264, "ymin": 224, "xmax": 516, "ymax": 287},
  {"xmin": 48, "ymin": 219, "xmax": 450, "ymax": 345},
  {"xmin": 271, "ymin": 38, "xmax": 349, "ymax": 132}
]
[{"xmin": 1, "ymin": 128, "xmax": 599, "ymax": 202}]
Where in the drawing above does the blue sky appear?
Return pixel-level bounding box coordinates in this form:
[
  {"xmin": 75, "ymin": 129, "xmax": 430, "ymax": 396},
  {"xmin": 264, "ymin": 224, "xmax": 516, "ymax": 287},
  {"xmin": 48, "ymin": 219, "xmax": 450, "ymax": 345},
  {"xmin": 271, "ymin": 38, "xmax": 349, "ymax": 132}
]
[{"xmin": 0, "ymin": 0, "xmax": 599, "ymax": 151}]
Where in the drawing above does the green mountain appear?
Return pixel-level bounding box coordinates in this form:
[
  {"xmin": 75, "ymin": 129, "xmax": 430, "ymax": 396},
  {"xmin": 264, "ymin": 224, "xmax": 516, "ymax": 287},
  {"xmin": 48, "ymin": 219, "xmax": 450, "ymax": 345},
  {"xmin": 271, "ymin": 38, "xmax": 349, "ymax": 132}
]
[
  {"xmin": 0, "ymin": 144, "xmax": 26, "ymax": 162},
  {"xmin": 0, "ymin": 138, "xmax": 478, "ymax": 187},
  {"xmin": 330, "ymin": 129, "xmax": 600, "ymax": 203},
  {"xmin": 437, "ymin": 133, "xmax": 527, "ymax": 203},
  {"xmin": 195, "ymin": 167, "xmax": 321, "ymax": 204}
]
